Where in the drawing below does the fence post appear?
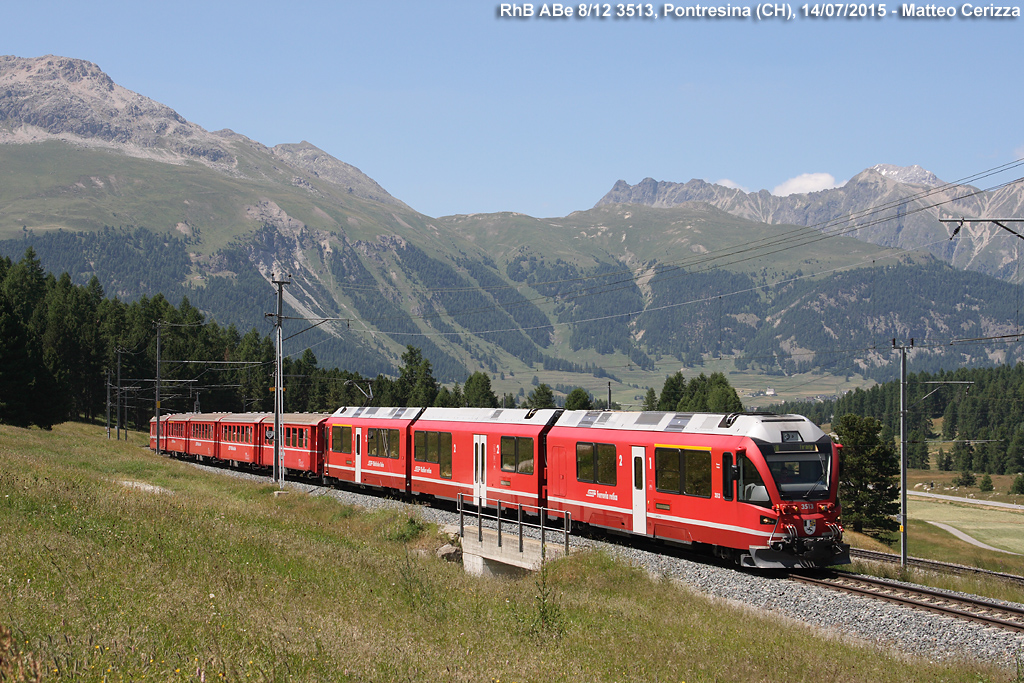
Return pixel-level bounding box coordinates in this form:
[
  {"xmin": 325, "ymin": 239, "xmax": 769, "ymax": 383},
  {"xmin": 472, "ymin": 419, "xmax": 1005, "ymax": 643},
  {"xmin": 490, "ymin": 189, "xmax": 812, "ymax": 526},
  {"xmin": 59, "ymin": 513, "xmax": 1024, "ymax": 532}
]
[
  {"xmin": 497, "ymin": 500, "xmax": 502, "ymax": 548},
  {"xmin": 565, "ymin": 511, "xmax": 571, "ymax": 556},
  {"xmin": 540, "ymin": 509, "xmax": 545, "ymax": 554},
  {"xmin": 459, "ymin": 493, "xmax": 464, "ymax": 538},
  {"xmin": 518, "ymin": 503, "xmax": 523, "ymax": 553}
]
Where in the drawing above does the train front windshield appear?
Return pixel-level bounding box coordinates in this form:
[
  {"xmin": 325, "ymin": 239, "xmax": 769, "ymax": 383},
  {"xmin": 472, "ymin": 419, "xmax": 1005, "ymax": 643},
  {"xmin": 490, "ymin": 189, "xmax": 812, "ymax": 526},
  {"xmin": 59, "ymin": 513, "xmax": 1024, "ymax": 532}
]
[{"xmin": 761, "ymin": 440, "xmax": 833, "ymax": 501}]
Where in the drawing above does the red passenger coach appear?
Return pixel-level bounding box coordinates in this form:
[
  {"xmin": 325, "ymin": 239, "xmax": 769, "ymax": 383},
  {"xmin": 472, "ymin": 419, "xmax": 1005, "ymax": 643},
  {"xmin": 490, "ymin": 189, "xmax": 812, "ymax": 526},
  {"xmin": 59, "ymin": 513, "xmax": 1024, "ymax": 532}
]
[
  {"xmin": 189, "ymin": 413, "xmax": 227, "ymax": 460},
  {"xmin": 219, "ymin": 413, "xmax": 265, "ymax": 465},
  {"xmin": 409, "ymin": 408, "xmax": 561, "ymax": 508},
  {"xmin": 324, "ymin": 407, "xmax": 423, "ymax": 491},
  {"xmin": 149, "ymin": 415, "xmax": 172, "ymax": 452},
  {"xmin": 260, "ymin": 413, "xmax": 329, "ymax": 475},
  {"xmin": 162, "ymin": 414, "xmax": 190, "ymax": 454}
]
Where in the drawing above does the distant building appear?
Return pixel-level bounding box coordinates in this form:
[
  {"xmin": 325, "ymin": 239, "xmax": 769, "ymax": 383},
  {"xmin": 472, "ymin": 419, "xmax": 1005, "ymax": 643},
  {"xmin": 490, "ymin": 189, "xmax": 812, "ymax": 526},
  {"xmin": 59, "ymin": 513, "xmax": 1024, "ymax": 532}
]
[{"xmin": 765, "ymin": 387, "xmax": 776, "ymax": 396}]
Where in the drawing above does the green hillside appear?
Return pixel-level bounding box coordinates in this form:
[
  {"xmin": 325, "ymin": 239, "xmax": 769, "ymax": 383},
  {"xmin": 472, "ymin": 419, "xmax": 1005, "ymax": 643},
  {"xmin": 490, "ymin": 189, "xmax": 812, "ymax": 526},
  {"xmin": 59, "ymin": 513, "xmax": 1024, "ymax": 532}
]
[{"xmin": 3, "ymin": 138, "xmax": 1023, "ymax": 394}]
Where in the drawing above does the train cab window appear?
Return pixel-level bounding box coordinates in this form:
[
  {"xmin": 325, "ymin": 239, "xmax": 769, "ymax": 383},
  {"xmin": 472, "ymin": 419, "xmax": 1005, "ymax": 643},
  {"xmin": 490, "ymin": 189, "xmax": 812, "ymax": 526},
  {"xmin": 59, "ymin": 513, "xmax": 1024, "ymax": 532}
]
[
  {"xmin": 500, "ymin": 437, "xmax": 535, "ymax": 475},
  {"xmin": 655, "ymin": 447, "xmax": 711, "ymax": 498},
  {"xmin": 737, "ymin": 453, "xmax": 771, "ymax": 507},
  {"xmin": 576, "ymin": 442, "xmax": 616, "ymax": 486},
  {"xmin": 332, "ymin": 426, "xmax": 352, "ymax": 454}
]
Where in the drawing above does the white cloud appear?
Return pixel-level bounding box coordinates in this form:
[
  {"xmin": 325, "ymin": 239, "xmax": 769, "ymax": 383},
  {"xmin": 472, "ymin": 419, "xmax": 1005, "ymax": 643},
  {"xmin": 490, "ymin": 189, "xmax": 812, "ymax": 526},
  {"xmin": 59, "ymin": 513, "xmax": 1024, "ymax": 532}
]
[
  {"xmin": 771, "ymin": 172, "xmax": 840, "ymax": 197},
  {"xmin": 1015, "ymin": 144, "xmax": 1024, "ymax": 160},
  {"xmin": 715, "ymin": 178, "xmax": 749, "ymax": 192}
]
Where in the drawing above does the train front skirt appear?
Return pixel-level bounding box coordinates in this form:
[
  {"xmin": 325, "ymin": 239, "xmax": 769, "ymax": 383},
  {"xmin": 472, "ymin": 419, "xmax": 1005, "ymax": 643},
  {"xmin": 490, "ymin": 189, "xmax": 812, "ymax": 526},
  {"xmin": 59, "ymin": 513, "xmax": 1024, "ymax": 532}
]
[{"xmin": 740, "ymin": 539, "xmax": 852, "ymax": 569}]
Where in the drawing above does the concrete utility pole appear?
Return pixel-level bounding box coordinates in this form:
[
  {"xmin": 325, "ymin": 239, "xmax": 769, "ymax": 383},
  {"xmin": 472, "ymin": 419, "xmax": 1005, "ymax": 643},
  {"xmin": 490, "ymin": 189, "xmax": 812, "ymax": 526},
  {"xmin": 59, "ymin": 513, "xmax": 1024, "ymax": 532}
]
[
  {"xmin": 155, "ymin": 323, "xmax": 162, "ymax": 453},
  {"xmin": 106, "ymin": 369, "xmax": 111, "ymax": 439},
  {"xmin": 893, "ymin": 338, "xmax": 912, "ymax": 567},
  {"xmin": 269, "ymin": 275, "xmax": 291, "ymax": 488},
  {"xmin": 116, "ymin": 349, "xmax": 122, "ymax": 441}
]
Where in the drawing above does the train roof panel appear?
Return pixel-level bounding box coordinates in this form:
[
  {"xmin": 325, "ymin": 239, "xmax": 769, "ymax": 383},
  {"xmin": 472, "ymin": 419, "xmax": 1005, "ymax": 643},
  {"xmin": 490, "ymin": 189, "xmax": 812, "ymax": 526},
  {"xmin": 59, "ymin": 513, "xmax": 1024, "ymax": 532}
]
[
  {"xmin": 417, "ymin": 407, "xmax": 561, "ymax": 426},
  {"xmin": 555, "ymin": 411, "xmax": 826, "ymax": 442},
  {"xmin": 166, "ymin": 412, "xmax": 231, "ymax": 422},
  {"xmin": 277, "ymin": 413, "xmax": 331, "ymax": 425},
  {"xmin": 415, "ymin": 409, "xmax": 561, "ymax": 423},
  {"xmin": 219, "ymin": 412, "xmax": 272, "ymax": 422},
  {"xmin": 330, "ymin": 406, "xmax": 424, "ymax": 420}
]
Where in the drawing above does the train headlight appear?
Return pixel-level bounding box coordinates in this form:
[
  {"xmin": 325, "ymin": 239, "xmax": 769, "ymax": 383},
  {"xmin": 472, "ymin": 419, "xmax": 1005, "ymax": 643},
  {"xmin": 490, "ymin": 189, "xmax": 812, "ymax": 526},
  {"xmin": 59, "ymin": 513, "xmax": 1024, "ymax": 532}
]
[{"xmin": 817, "ymin": 502, "xmax": 834, "ymax": 513}]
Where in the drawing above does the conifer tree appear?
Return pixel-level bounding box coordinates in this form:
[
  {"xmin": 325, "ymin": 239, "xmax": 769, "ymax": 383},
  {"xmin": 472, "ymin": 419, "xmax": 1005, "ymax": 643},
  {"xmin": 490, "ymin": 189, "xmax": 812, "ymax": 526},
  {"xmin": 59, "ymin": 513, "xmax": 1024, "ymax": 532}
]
[
  {"xmin": 564, "ymin": 388, "xmax": 593, "ymax": 411},
  {"xmin": 463, "ymin": 372, "xmax": 498, "ymax": 408},
  {"xmin": 525, "ymin": 383, "xmax": 555, "ymax": 409},
  {"xmin": 833, "ymin": 414, "xmax": 899, "ymax": 534},
  {"xmin": 642, "ymin": 387, "xmax": 658, "ymax": 411}
]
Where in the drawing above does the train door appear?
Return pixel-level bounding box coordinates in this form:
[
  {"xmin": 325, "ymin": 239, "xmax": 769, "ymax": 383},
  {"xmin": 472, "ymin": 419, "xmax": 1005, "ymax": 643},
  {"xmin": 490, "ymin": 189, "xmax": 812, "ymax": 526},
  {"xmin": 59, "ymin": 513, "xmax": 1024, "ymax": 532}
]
[
  {"xmin": 632, "ymin": 445, "xmax": 647, "ymax": 534},
  {"xmin": 473, "ymin": 434, "xmax": 488, "ymax": 506},
  {"xmin": 551, "ymin": 445, "xmax": 566, "ymax": 497},
  {"xmin": 355, "ymin": 427, "xmax": 363, "ymax": 484}
]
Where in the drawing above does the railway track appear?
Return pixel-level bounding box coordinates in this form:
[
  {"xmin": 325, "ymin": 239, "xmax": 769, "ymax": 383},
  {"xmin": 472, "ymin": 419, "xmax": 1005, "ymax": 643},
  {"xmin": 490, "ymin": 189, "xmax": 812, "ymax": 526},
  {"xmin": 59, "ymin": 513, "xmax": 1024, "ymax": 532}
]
[
  {"xmin": 790, "ymin": 571, "xmax": 1024, "ymax": 633},
  {"xmin": 849, "ymin": 547, "xmax": 1024, "ymax": 588}
]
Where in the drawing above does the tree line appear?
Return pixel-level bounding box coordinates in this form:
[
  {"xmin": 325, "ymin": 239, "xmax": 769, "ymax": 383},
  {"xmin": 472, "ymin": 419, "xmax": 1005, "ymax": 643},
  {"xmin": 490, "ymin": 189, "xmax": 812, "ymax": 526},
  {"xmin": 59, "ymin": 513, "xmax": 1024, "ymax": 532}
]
[
  {"xmin": 771, "ymin": 363, "xmax": 1024, "ymax": 477},
  {"xmin": 1, "ymin": 246, "xmax": 752, "ymax": 431},
  {"xmin": 6, "ymin": 255, "xmax": 917, "ymax": 538}
]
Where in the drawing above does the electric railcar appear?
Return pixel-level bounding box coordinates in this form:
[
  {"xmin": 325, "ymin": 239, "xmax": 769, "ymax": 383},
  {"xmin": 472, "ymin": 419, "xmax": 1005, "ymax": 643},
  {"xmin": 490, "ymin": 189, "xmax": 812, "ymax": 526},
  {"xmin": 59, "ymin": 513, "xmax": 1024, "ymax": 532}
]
[{"xmin": 151, "ymin": 408, "xmax": 850, "ymax": 569}]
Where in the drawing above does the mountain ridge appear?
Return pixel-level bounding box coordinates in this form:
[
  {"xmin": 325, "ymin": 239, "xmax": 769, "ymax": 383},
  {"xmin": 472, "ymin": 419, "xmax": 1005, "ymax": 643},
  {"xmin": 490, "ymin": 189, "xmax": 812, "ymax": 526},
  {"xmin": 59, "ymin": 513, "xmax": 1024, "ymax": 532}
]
[
  {"xmin": 0, "ymin": 55, "xmax": 402, "ymax": 209},
  {"xmin": 595, "ymin": 166, "xmax": 1024, "ymax": 282},
  {"xmin": 2, "ymin": 53, "xmax": 1023, "ymax": 394}
]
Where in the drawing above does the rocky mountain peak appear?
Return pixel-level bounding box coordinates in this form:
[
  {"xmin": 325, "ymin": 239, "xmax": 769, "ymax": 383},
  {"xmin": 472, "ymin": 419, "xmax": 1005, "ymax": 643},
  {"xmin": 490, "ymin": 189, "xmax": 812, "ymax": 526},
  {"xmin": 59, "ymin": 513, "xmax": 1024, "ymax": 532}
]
[
  {"xmin": 869, "ymin": 163, "xmax": 943, "ymax": 187},
  {"xmin": 0, "ymin": 55, "xmax": 233, "ymax": 167},
  {"xmin": 0, "ymin": 55, "xmax": 406, "ymax": 209}
]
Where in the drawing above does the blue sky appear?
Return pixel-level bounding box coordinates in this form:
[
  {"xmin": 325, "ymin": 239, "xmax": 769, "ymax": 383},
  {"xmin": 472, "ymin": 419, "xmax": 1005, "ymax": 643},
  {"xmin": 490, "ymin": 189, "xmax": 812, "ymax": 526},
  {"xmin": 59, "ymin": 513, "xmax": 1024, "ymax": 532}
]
[{"xmin": 3, "ymin": 1, "xmax": 1022, "ymax": 218}]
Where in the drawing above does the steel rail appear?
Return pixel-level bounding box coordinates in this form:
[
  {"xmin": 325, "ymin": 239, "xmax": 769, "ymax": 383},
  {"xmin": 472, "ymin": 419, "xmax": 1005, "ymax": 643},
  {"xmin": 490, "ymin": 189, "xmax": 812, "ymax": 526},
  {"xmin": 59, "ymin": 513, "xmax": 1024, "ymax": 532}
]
[
  {"xmin": 789, "ymin": 571, "xmax": 1024, "ymax": 633},
  {"xmin": 850, "ymin": 548, "xmax": 1024, "ymax": 587}
]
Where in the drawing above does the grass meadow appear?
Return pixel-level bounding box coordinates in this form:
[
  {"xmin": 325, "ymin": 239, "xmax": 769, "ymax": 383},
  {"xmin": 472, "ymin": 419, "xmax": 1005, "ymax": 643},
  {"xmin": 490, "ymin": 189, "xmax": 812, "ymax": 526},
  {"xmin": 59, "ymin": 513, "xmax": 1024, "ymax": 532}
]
[{"xmin": 0, "ymin": 422, "xmax": 1016, "ymax": 682}]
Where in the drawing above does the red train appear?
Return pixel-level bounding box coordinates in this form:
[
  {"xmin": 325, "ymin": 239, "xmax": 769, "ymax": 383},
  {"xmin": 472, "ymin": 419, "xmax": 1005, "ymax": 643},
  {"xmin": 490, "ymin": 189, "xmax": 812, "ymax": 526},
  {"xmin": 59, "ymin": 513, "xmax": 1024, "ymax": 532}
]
[{"xmin": 151, "ymin": 407, "xmax": 850, "ymax": 568}]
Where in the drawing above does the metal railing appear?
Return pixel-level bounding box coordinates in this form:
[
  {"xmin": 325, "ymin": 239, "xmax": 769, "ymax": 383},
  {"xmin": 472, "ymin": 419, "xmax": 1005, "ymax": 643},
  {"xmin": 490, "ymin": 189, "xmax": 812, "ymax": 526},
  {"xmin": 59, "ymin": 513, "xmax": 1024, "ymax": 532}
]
[{"xmin": 457, "ymin": 494, "xmax": 571, "ymax": 557}]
